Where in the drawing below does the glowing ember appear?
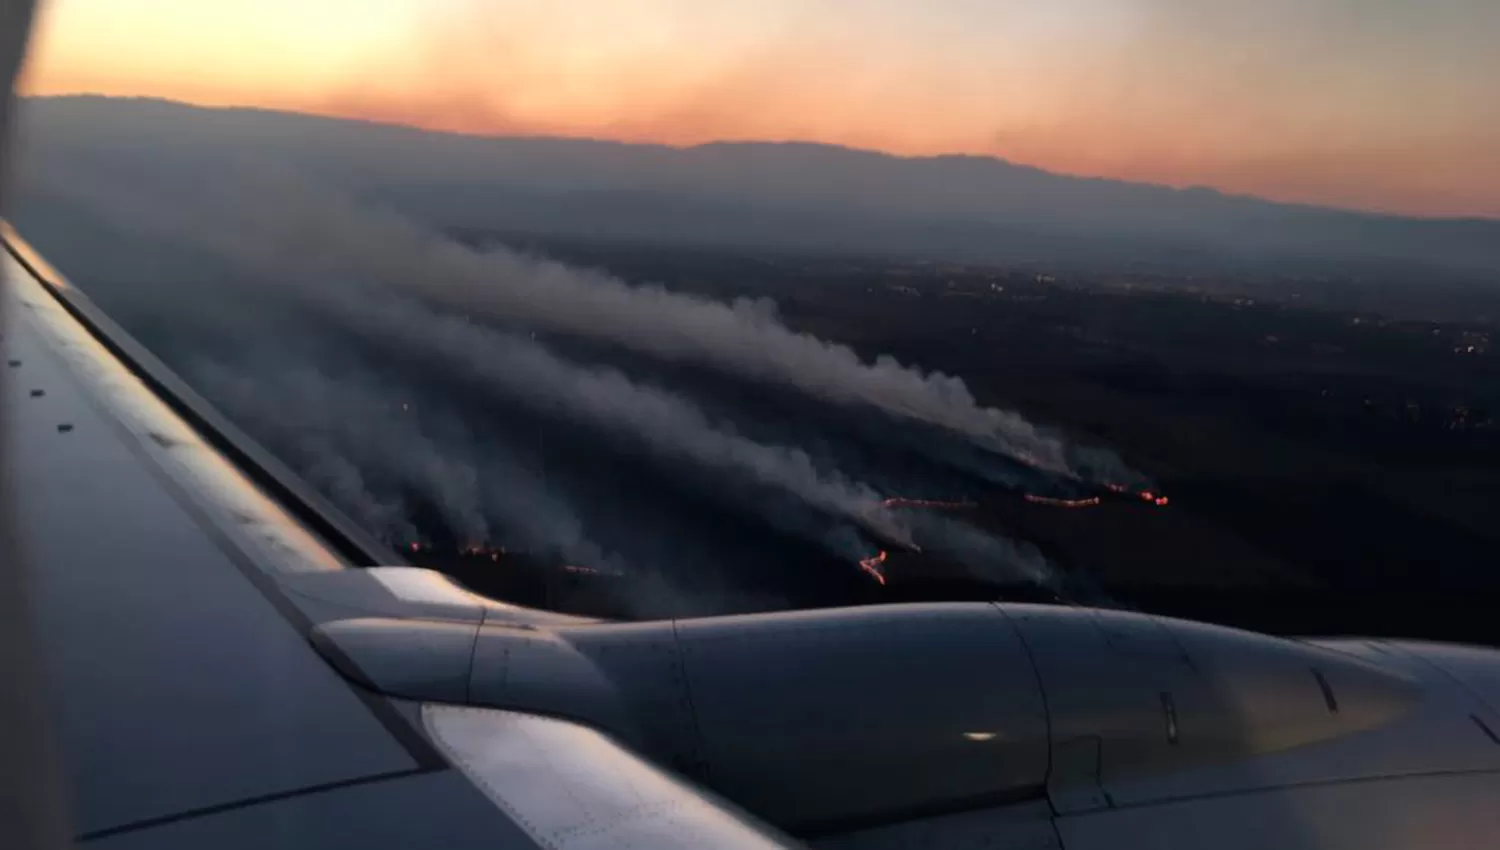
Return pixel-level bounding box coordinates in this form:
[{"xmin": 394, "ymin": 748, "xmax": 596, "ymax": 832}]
[
  {"xmin": 405, "ymin": 542, "xmax": 517, "ymax": 559},
  {"xmin": 1101, "ymin": 484, "xmax": 1169, "ymax": 507},
  {"xmin": 1024, "ymin": 494, "xmax": 1101, "ymax": 508},
  {"xmin": 880, "ymin": 497, "xmax": 978, "ymax": 511},
  {"xmin": 858, "ymin": 550, "xmax": 889, "ymax": 585}
]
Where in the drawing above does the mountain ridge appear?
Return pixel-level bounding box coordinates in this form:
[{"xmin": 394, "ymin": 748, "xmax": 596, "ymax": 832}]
[{"xmin": 15, "ymin": 94, "xmax": 1500, "ymax": 278}]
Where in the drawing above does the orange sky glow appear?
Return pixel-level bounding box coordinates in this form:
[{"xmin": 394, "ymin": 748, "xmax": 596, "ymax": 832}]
[{"xmin": 19, "ymin": 0, "xmax": 1500, "ymax": 218}]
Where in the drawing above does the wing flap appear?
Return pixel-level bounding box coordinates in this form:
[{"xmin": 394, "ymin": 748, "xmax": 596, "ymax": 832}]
[{"xmin": 422, "ymin": 704, "xmax": 805, "ymax": 850}]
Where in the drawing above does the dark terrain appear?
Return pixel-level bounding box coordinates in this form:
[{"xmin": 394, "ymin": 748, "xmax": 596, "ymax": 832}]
[
  {"xmin": 15, "ymin": 96, "xmax": 1500, "ymax": 644},
  {"xmin": 425, "ymin": 234, "xmax": 1500, "ymax": 642}
]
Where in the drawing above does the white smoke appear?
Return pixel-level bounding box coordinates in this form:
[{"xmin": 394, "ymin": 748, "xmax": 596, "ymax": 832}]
[
  {"xmin": 16, "ymin": 155, "xmax": 1071, "ymax": 587},
  {"xmin": 30, "ymin": 158, "xmax": 1122, "ymax": 479},
  {"xmin": 190, "ymin": 357, "xmax": 622, "ymax": 568},
  {"xmin": 22, "ymin": 162, "xmax": 923, "ymax": 556},
  {"xmin": 333, "ymin": 293, "xmax": 922, "ymax": 546},
  {"xmin": 914, "ymin": 515, "xmax": 1056, "ymax": 588}
]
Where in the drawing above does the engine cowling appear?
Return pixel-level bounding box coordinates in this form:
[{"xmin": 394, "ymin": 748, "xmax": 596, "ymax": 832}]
[{"xmin": 313, "ymin": 598, "xmax": 1421, "ymax": 834}]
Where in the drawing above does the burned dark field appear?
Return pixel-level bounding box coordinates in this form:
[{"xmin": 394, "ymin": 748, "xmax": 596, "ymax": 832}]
[{"xmin": 456, "ymin": 235, "xmax": 1500, "ymax": 640}]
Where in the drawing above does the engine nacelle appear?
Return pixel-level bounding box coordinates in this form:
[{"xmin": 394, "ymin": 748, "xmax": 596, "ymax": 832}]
[{"xmin": 314, "ymin": 599, "xmax": 1420, "ymax": 834}]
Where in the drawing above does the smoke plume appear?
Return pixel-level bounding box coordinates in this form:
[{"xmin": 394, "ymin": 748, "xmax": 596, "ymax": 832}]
[
  {"xmin": 10, "ymin": 150, "xmax": 1120, "ymax": 606},
  {"xmin": 31, "ymin": 158, "xmax": 1125, "ymax": 479}
]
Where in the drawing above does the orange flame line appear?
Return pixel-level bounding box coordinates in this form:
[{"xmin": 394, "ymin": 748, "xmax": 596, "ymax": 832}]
[
  {"xmin": 1024, "ymin": 494, "xmax": 1101, "ymax": 508},
  {"xmin": 880, "ymin": 497, "xmax": 978, "ymax": 510},
  {"xmin": 858, "ymin": 549, "xmax": 889, "ymax": 585}
]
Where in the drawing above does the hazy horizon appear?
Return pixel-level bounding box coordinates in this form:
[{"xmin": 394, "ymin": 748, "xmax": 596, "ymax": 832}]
[
  {"xmin": 16, "ymin": 95, "xmax": 1500, "ymax": 286},
  {"xmin": 21, "ymin": 93, "xmax": 1499, "ymax": 226}
]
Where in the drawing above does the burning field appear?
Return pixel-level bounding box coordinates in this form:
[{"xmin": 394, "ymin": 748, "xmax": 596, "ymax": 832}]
[{"xmin": 11, "ymin": 148, "xmax": 1164, "ymax": 617}]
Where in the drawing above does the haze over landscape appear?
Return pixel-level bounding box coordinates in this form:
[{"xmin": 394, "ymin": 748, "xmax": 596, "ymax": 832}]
[
  {"xmin": 9, "ymin": 2, "xmax": 1500, "ymax": 632},
  {"xmin": 14, "ymin": 99, "xmax": 1128, "ymax": 611}
]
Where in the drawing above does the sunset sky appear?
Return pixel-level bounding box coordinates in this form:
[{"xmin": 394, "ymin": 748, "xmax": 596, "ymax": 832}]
[{"xmin": 19, "ymin": 0, "xmax": 1500, "ymax": 218}]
